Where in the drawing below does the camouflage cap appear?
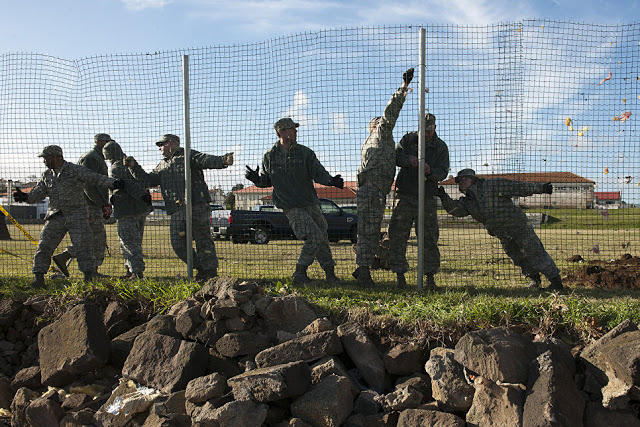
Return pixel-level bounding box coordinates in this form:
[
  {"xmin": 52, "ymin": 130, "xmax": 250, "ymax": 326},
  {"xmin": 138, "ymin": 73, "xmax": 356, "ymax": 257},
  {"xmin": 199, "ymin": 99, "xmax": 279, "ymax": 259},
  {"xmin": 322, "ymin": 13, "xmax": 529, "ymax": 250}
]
[
  {"xmin": 454, "ymin": 168, "xmax": 478, "ymax": 183},
  {"xmin": 425, "ymin": 113, "xmax": 436, "ymax": 129},
  {"xmin": 274, "ymin": 118, "xmax": 300, "ymax": 131},
  {"xmin": 38, "ymin": 145, "xmax": 63, "ymax": 157},
  {"xmin": 94, "ymin": 133, "xmax": 114, "ymax": 142},
  {"xmin": 155, "ymin": 134, "xmax": 180, "ymax": 147}
]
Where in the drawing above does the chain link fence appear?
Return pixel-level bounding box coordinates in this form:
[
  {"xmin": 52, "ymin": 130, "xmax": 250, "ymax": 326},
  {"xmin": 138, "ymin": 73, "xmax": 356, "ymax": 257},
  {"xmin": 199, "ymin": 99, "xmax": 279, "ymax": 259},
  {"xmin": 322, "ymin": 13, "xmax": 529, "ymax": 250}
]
[{"xmin": 1, "ymin": 21, "xmax": 638, "ymax": 286}]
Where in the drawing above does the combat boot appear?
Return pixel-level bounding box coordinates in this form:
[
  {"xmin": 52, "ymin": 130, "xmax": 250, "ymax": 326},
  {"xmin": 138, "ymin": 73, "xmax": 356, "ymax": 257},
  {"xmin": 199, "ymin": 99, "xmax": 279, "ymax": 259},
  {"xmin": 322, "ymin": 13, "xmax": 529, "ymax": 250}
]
[
  {"xmin": 526, "ymin": 273, "xmax": 542, "ymax": 289},
  {"xmin": 83, "ymin": 271, "xmax": 95, "ymax": 282},
  {"xmin": 356, "ymin": 266, "xmax": 375, "ymax": 288},
  {"xmin": 292, "ymin": 264, "xmax": 312, "ymax": 285},
  {"xmin": 130, "ymin": 272, "xmax": 144, "ymax": 280},
  {"xmin": 396, "ymin": 272, "xmax": 407, "ymax": 289},
  {"xmin": 424, "ymin": 273, "xmax": 440, "ymax": 291},
  {"xmin": 52, "ymin": 251, "xmax": 72, "ymax": 277},
  {"xmin": 323, "ymin": 266, "xmax": 341, "ymax": 285},
  {"xmin": 544, "ymin": 276, "xmax": 564, "ymax": 292},
  {"xmin": 30, "ymin": 273, "xmax": 45, "ymax": 289}
]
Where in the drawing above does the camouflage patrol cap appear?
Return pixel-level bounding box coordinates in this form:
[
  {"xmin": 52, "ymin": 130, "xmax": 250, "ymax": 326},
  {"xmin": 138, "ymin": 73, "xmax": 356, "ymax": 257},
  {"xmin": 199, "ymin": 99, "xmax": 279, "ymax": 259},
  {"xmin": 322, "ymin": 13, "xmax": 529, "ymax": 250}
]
[
  {"xmin": 425, "ymin": 113, "xmax": 436, "ymax": 129},
  {"xmin": 274, "ymin": 118, "xmax": 299, "ymax": 131},
  {"xmin": 38, "ymin": 145, "xmax": 63, "ymax": 157},
  {"xmin": 94, "ymin": 133, "xmax": 114, "ymax": 142},
  {"xmin": 454, "ymin": 168, "xmax": 478, "ymax": 183},
  {"xmin": 155, "ymin": 134, "xmax": 181, "ymax": 147}
]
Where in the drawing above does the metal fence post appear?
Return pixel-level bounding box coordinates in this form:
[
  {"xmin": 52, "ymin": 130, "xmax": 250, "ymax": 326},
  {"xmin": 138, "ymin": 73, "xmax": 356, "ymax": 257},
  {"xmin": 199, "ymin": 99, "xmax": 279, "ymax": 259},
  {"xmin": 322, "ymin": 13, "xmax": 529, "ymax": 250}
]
[
  {"xmin": 182, "ymin": 54, "xmax": 193, "ymax": 280},
  {"xmin": 417, "ymin": 28, "xmax": 426, "ymax": 289}
]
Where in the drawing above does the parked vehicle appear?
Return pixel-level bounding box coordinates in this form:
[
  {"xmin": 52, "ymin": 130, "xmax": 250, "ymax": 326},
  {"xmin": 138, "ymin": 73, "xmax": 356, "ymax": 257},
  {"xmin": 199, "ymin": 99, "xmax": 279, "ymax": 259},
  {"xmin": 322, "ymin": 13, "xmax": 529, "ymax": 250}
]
[
  {"xmin": 340, "ymin": 205, "xmax": 357, "ymax": 215},
  {"xmin": 211, "ymin": 199, "xmax": 358, "ymax": 244}
]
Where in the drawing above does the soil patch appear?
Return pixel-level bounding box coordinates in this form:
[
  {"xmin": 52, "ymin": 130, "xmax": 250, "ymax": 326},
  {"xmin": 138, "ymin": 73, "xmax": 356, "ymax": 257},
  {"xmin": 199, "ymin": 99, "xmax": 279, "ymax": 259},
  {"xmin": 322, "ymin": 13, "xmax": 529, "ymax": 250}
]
[{"xmin": 564, "ymin": 253, "xmax": 640, "ymax": 290}]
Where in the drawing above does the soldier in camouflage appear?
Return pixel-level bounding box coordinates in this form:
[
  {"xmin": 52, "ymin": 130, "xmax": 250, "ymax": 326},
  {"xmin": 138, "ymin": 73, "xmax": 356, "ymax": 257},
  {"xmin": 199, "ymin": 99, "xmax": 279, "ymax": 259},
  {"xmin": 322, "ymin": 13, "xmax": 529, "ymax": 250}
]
[
  {"xmin": 353, "ymin": 68, "xmax": 414, "ymax": 288},
  {"xmin": 388, "ymin": 113, "xmax": 450, "ymax": 290},
  {"xmin": 103, "ymin": 141, "xmax": 153, "ymax": 280},
  {"xmin": 245, "ymin": 118, "xmax": 344, "ymax": 285},
  {"xmin": 13, "ymin": 145, "xmax": 124, "ymax": 288},
  {"xmin": 52, "ymin": 133, "xmax": 113, "ymax": 277},
  {"xmin": 437, "ymin": 169, "xmax": 563, "ymax": 292},
  {"xmin": 126, "ymin": 134, "xmax": 233, "ymax": 281}
]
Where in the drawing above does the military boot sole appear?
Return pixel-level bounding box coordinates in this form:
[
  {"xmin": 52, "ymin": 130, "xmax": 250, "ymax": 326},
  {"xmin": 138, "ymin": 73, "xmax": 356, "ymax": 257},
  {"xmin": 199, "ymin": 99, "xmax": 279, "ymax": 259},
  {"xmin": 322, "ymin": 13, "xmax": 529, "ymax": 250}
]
[{"xmin": 52, "ymin": 254, "xmax": 70, "ymax": 277}]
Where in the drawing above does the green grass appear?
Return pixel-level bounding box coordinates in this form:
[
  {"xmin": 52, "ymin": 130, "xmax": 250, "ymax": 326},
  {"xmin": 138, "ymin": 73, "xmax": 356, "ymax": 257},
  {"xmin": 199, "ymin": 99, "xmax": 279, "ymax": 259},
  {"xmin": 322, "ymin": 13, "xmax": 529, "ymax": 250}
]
[{"xmin": 1, "ymin": 217, "xmax": 639, "ymax": 344}]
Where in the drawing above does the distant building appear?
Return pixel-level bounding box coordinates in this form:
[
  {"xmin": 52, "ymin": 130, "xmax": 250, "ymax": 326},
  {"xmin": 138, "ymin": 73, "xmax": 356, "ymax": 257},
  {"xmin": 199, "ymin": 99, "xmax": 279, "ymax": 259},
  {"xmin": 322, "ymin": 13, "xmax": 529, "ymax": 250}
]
[
  {"xmin": 594, "ymin": 191, "xmax": 621, "ymax": 209},
  {"xmin": 234, "ymin": 182, "xmax": 358, "ymax": 210},
  {"xmin": 440, "ymin": 172, "xmax": 595, "ymax": 209}
]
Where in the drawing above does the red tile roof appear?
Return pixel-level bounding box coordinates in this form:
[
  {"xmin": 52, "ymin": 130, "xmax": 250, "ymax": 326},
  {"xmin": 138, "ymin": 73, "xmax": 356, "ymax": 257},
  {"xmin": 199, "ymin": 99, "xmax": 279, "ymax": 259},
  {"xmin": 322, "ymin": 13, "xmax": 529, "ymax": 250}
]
[
  {"xmin": 440, "ymin": 172, "xmax": 595, "ymax": 186},
  {"xmin": 594, "ymin": 191, "xmax": 621, "ymax": 201}
]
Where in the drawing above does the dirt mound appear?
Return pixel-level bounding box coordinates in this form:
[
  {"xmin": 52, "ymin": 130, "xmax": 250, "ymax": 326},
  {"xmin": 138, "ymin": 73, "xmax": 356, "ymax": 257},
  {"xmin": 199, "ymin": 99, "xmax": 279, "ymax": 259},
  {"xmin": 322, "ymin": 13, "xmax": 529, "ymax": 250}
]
[{"xmin": 564, "ymin": 254, "xmax": 640, "ymax": 290}]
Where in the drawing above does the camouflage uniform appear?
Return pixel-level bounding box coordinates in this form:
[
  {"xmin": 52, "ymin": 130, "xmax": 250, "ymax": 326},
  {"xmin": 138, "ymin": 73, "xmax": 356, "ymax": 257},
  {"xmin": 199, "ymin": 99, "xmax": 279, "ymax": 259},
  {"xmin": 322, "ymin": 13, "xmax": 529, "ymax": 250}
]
[
  {"xmin": 103, "ymin": 142, "xmax": 152, "ymax": 275},
  {"xmin": 388, "ymin": 130, "xmax": 450, "ymax": 274},
  {"xmin": 439, "ymin": 178, "xmax": 560, "ymax": 281},
  {"xmin": 129, "ymin": 146, "xmax": 225, "ymax": 272},
  {"xmin": 25, "ymin": 161, "xmax": 116, "ymax": 274},
  {"xmin": 356, "ymin": 84, "xmax": 408, "ymax": 268},
  {"xmin": 64, "ymin": 144, "xmax": 110, "ymax": 268},
  {"xmin": 253, "ymin": 141, "xmax": 336, "ymax": 268}
]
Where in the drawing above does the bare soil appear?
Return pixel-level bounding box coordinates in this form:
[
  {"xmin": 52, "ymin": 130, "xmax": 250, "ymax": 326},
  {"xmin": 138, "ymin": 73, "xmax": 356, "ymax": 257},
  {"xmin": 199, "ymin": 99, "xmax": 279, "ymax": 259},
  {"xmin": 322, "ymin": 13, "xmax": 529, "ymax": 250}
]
[{"xmin": 564, "ymin": 253, "xmax": 640, "ymax": 289}]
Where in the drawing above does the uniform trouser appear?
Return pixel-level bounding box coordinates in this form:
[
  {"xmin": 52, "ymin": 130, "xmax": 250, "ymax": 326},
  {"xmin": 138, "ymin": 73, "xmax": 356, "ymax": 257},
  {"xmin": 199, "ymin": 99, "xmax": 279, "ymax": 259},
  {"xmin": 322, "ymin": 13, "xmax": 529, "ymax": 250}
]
[
  {"xmin": 117, "ymin": 213, "xmax": 148, "ymax": 274},
  {"xmin": 170, "ymin": 203, "xmax": 218, "ymax": 271},
  {"xmin": 66, "ymin": 205, "xmax": 106, "ymax": 270},
  {"xmin": 388, "ymin": 196, "xmax": 440, "ymax": 274},
  {"xmin": 497, "ymin": 225, "xmax": 560, "ymax": 280},
  {"xmin": 356, "ymin": 184, "xmax": 387, "ymax": 267},
  {"xmin": 284, "ymin": 204, "xmax": 335, "ymax": 269},
  {"xmin": 33, "ymin": 212, "xmax": 95, "ymax": 274}
]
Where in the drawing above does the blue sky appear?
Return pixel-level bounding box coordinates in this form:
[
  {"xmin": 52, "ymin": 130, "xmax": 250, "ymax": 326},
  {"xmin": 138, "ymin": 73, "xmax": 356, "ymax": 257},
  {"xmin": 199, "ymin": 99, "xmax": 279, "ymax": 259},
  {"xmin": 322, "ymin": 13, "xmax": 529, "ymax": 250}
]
[
  {"xmin": 1, "ymin": 0, "xmax": 639, "ymax": 58},
  {"xmin": 1, "ymin": 1, "xmax": 639, "ymax": 204}
]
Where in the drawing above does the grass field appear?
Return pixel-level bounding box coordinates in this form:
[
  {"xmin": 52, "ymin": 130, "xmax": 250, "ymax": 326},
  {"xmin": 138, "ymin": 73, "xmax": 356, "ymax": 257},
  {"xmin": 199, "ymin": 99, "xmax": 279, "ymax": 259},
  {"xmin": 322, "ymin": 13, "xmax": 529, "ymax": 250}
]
[{"xmin": 1, "ymin": 216, "xmax": 638, "ymax": 342}]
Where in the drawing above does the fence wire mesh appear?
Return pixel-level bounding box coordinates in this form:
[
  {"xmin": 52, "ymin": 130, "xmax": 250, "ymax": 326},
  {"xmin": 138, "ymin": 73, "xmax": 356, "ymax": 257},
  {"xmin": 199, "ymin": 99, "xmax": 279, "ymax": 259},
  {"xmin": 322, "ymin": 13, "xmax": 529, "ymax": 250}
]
[{"xmin": 0, "ymin": 20, "xmax": 638, "ymax": 287}]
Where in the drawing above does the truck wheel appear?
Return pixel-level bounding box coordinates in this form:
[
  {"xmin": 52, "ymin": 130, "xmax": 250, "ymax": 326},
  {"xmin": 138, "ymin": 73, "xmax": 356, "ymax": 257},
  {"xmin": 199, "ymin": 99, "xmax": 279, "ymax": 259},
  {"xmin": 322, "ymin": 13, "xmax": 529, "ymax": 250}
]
[
  {"xmin": 350, "ymin": 226, "xmax": 358, "ymax": 244},
  {"xmin": 231, "ymin": 235, "xmax": 248, "ymax": 244},
  {"xmin": 251, "ymin": 226, "xmax": 270, "ymax": 244}
]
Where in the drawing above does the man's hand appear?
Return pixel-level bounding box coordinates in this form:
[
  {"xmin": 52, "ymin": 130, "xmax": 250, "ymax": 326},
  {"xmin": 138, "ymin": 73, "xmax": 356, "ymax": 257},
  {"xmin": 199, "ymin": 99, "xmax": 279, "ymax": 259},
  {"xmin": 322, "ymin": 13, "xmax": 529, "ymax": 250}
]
[
  {"xmin": 245, "ymin": 165, "xmax": 260, "ymax": 184},
  {"xmin": 124, "ymin": 156, "xmax": 136, "ymax": 168},
  {"xmin": 112, "ymin": 179, "xmax": 125, "ymax": 190},
  {"xmin": 542, "ymin": 182, "xmax": 553, "ymax": 194},
  {"xmin": 403, "ymin": 68, "xmax": 414, "ymax": 85},
  {"xmin": 222, "ymin": 152, "xmax": 234, "ymax": 167},
  {"xmin": 12, "ymin": 188, "xmax": 28, "ymax": 203},
  {"xmin": 142, "ymin": 192, "xmax": 153, "ymax": 206},
  {"xmin": 329, "ymin": 174, "xmax": 344, "ymax": 189},
  {"xmin": 102, "ymin": 204, "xmax": 113, "ymax": 220},
  {"xmin": 436, "ymin": 186, "xmax": 448, "ymax": 199}
]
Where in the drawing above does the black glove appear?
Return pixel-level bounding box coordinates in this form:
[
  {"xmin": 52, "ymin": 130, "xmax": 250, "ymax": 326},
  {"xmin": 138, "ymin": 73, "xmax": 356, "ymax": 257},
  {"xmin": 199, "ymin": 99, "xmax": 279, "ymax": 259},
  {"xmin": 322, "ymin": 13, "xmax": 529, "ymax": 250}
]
[
  {"xmin": 142, "ymin": 193, "xmax": 152, "ymax": 206},
  {"xmin": 13, "ymin": 188, "xmax": 28, "ymax": 202},
  {"xmin": 245, "ymin": 165, "xmax": 260, "ymax": 184},
  {"xmin": 329, "ymin": 174, "xmax": 344, "ymax": 189},
  {"xmin": 112, "ymin": 179, "xmax": 125, "ymax": 190},
  {"xmin": 436, "ymin": 186, "xmax": 448, "ymax": 199},
  {"xmin": 403, "ymin": 68, "xmax": 414, "ymax": 85},
  {"xmin": 542, "ymin": 182, "xmax": 553, "ymax": 194}
]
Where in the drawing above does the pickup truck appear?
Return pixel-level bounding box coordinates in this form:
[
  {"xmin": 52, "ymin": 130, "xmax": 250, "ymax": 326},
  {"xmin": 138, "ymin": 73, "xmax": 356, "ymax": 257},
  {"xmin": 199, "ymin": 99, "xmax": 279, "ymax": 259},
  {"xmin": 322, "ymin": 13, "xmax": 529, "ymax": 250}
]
[{"xmin": 211, "ymin": 198, "xmax": 358, "ymax": 244}]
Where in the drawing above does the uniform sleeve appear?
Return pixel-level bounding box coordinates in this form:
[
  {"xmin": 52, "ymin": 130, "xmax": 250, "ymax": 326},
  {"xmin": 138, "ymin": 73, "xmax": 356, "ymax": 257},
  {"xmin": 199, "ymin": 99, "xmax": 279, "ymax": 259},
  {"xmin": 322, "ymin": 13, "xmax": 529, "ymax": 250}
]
[
  {"xmin": 427, "ymin": 142, "xmax": 450, "ymax": 183},
  {"xmin": 307, "ymin": 149, "xmax": 333, "ymax": 186},
  {"xmin": 490, "ymin": 179, "xmax": 543, "ymax": 198},
  {"xmin": 440, "ymin": 192, "xmax": 470, "ymax": 217},
  {"xmin": 112, "ymin": 164, "xmax": 148, "ymax": 199},
  {"xmin": 191, "ymin": 150, "xmax": 226, "ymax": 170},
  {"xmin": 77, "ymin": 164, "xmax": 116, "ymax": 188},
  {"xmin": 129, "ymin": 161, "xmax": 161, "ymax": 187},
  {"xmin": 395, "ymin": 134, "xmax": 414, "ymax": 168},
  {"xmin": 25, "ymin": 177, "xmax": 48, "ymax": 204},
  {"xmin": 377, "ymin": 85, "xmax": 408, "ymax": 140},
  {"xmin": 79, "ymin": 155, "xmax": 110, "ymax": 205}
]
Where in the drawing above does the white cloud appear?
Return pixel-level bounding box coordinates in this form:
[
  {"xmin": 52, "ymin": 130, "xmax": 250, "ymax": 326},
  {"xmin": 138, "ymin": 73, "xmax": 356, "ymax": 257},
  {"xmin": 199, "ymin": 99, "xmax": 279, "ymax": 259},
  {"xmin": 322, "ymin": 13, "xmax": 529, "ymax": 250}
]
[
  {"xmin": 329, "ymin": 112, "xmax": 348, "ymax": 135},
  {"xmin": 122, "ymin": 0, "xmax": 173, "ymax": 11},
  {"xmin": 283, "ymin": 90, "xmax": 319, "ymax": 127}
]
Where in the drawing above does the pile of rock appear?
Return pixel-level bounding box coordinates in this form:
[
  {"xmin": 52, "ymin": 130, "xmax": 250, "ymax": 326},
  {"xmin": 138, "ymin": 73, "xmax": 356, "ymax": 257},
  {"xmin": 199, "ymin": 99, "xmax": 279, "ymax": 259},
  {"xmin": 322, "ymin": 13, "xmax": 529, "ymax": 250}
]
[{"xmin": 0, "ymin": 277, "xmax": 639, "ymax": 426}]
